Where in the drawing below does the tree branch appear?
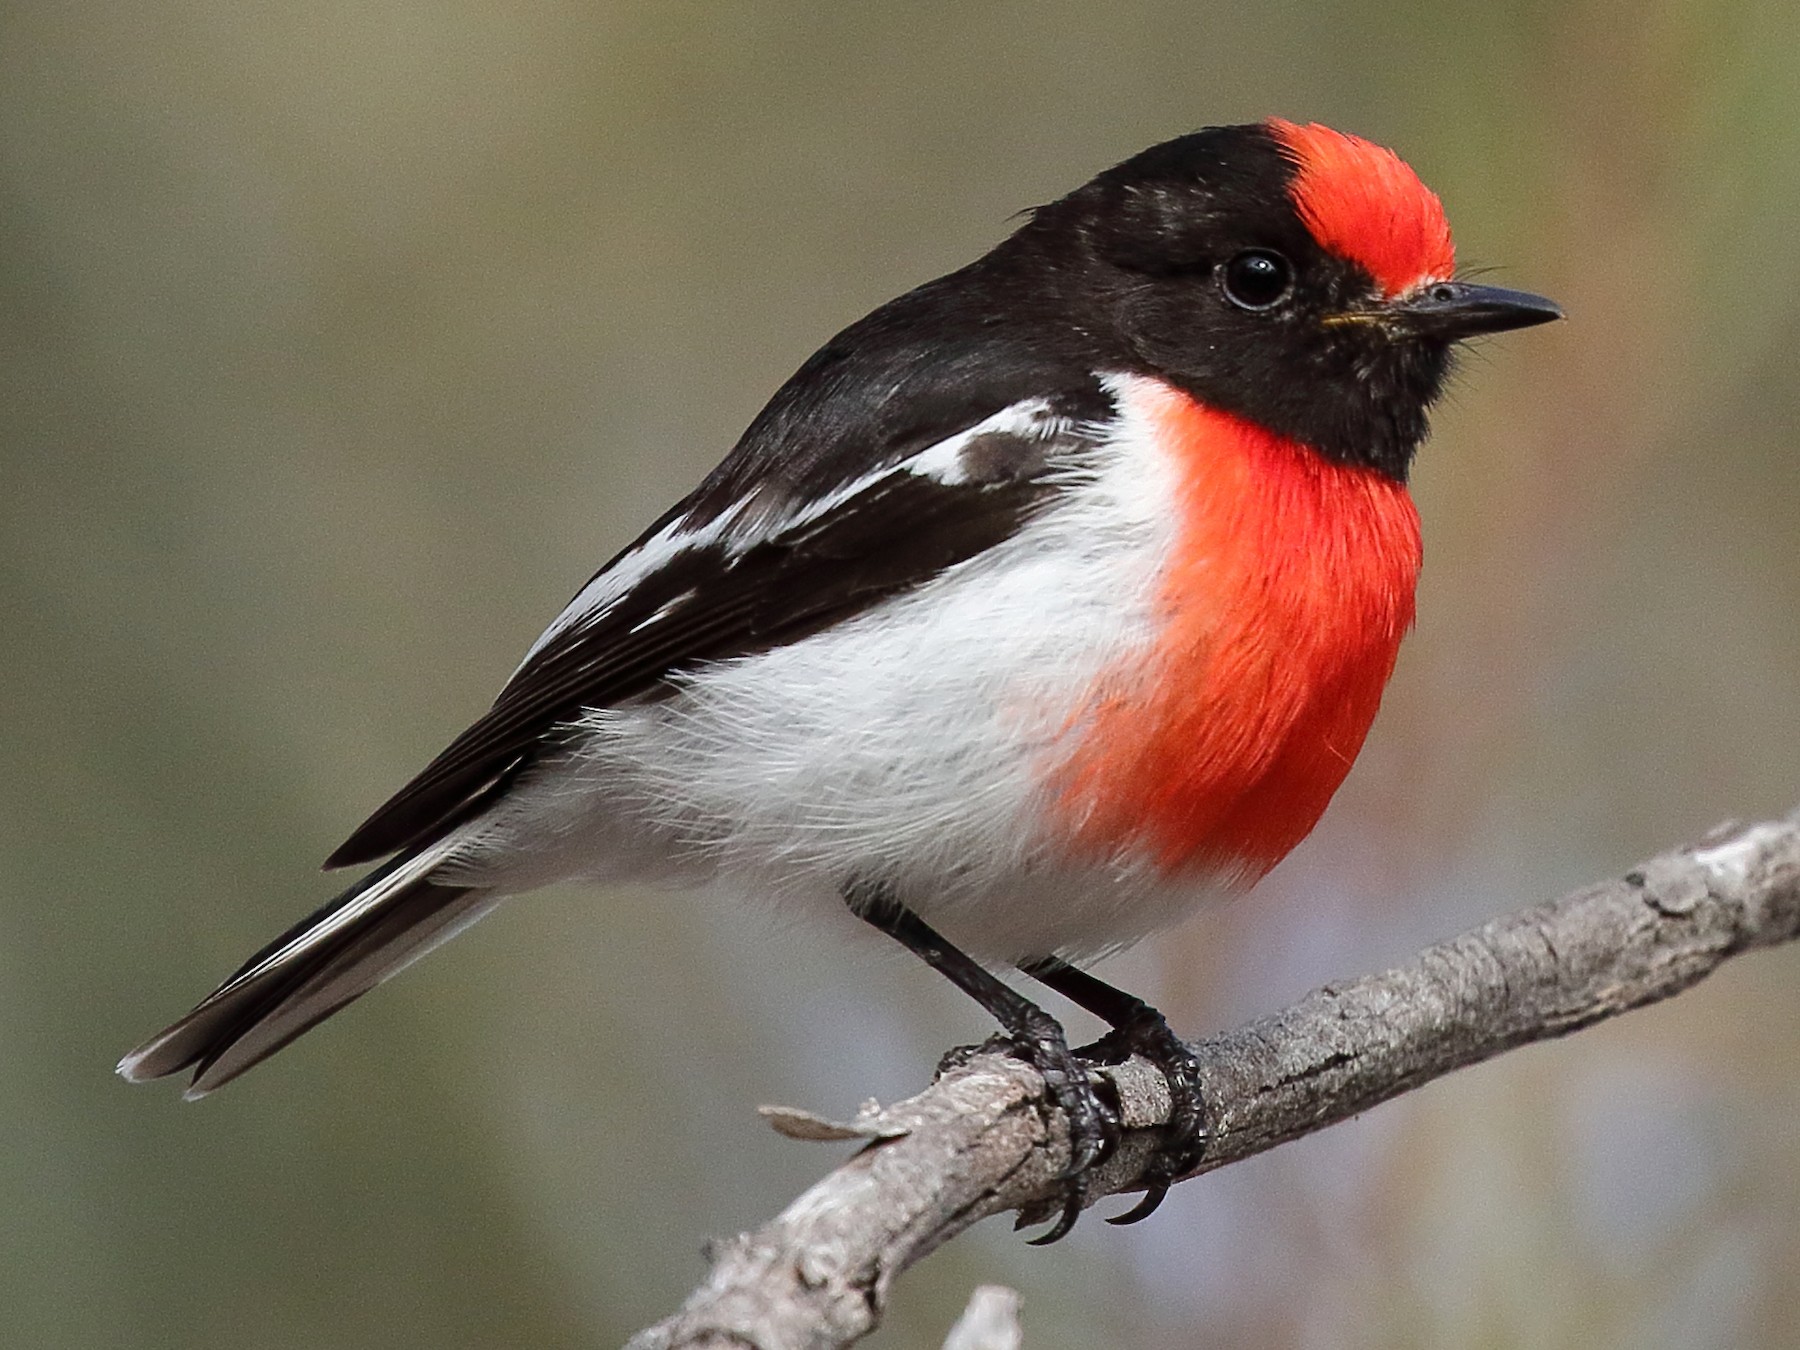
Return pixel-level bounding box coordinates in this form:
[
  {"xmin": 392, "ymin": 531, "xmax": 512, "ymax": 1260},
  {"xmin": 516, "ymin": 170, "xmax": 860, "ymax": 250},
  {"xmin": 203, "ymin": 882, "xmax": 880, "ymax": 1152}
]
[{"xmin": 625, "ymin": 814, "xmax": 1800, "ymax": 1350}]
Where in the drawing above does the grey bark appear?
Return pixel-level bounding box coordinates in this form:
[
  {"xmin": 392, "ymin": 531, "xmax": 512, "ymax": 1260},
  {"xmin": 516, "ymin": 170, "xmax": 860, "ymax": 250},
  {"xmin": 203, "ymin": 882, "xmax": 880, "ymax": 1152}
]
[{"xmin": 625, "ymin": 814, "xmax": 1800, "ymax": 1350}]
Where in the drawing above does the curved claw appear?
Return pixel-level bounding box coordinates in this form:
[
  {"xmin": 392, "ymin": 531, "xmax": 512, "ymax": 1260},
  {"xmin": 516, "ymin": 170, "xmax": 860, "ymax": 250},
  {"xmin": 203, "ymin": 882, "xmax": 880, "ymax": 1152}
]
[
  {"xmin": 1107, "ymin": 1182, "xmax": 1169, "ymax": 1226},
  {"xmin": 1097, "ymin": 1012, "xmax": 1209, "ymax": 1226},
  {"xmin": 999, "ymin": 1016, "xmax": 1120, "ymax": 1242},
  {"xmin": 1026, "ymin": 1188, "xmax": 1085, "ymax": 1246},
  {"xmin": 1013, "ymin": 955, "xmax": 1215, "ymax": 1234}
]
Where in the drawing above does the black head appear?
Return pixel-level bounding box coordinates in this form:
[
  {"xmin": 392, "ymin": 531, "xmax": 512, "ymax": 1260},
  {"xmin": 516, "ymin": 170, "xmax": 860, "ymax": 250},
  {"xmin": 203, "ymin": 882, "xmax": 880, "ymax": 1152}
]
[{"xmin": 1001, "ymin": 121, "xmax": 1561, "ymax": 480}]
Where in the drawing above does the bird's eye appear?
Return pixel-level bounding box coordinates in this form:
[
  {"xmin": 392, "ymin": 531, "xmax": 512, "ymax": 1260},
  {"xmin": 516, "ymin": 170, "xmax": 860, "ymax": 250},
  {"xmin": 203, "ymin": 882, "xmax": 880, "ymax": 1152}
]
[{"xmin": 1220, "ymin": 250, "xmax": 1294, "ymax": 311}]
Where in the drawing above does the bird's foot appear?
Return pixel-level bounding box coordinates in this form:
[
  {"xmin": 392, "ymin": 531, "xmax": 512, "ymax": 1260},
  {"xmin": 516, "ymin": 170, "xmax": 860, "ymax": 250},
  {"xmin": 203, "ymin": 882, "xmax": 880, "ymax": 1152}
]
[
  {"xmin": 939, "ymin": 1028, "xmax": 1121, "ymax": 1242},
  {"xmin": 1001, "ymin": 1008, "xmax": 1121, "ymax": 1245},
  {"xmin": 1077, "ymin": 1012, "xmax": 1208, "ymax": 1225}
]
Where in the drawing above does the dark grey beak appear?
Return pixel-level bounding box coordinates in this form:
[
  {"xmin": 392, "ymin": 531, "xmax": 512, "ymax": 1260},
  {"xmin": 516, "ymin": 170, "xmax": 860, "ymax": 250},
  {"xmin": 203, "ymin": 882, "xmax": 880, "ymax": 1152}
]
[{"xmin": 1394, "ymin": 281, "xmax": 1564, "ymax": 340}]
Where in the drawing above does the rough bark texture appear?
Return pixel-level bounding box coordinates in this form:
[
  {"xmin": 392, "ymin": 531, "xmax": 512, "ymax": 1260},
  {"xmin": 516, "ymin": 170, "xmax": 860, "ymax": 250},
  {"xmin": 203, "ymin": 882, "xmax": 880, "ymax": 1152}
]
[{"xmin": 625, "ymin": 814, "xmax": 1800, "ymax": 1350}]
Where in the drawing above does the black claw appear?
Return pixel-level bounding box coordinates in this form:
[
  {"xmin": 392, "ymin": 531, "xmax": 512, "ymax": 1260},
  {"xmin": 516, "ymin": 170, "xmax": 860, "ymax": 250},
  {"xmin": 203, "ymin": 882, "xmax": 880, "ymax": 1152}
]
[
  {"xmin": 1014, "ymin": 1029, "xmax": 1117, "ymax": 1159},
  {"xmin": 1104, "ymin": 1013, "xmax": 1208, "ymax": 1221},
  {"xmin": 1026, "ymin": 1179, "xmax": 1086, "ymax": 1246},
  {"xmin": 1107, "ymin": 1182, "xmax": 1169, "ymax": 1226},
  {"xmin": 1017, "ymin": 956, "xmax": 1213, "ymax": 1228},
  {"xmin": 999, "ymin": 1013, "xmax": 1121, "ymax": 1242}
]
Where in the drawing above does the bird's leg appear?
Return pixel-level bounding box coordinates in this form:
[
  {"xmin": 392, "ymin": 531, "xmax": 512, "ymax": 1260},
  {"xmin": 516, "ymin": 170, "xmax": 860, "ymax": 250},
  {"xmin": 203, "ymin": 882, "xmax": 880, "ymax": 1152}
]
[
  {"xmin": 1018, "ymin": 956, "xmax": 1206, "ymax": 1225},
  {"xmin": 846, "ymin": 883, "xmax": 1118, "ymax": 1244}
]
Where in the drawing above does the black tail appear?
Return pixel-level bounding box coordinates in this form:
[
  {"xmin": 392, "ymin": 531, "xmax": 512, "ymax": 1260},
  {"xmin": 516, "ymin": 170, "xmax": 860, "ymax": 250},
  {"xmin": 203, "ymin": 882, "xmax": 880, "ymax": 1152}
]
[{"xmin": 118, "ymin": 849, "xmax": 499, "ymax": 1097}]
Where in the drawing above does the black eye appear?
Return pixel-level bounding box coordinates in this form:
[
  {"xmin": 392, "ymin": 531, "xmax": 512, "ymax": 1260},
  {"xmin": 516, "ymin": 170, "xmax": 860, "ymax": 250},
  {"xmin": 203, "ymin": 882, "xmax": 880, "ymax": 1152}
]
[{"xmin": 1221, "ymin": 249, "xmax": 1294, "ymax": 310}]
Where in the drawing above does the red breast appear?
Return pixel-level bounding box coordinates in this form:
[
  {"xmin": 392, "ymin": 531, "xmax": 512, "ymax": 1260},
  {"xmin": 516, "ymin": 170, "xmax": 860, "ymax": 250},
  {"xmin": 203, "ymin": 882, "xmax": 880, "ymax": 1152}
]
[{"xmin": 1050, "ymin": 380, "xmax": 1423, "ymax": 882}]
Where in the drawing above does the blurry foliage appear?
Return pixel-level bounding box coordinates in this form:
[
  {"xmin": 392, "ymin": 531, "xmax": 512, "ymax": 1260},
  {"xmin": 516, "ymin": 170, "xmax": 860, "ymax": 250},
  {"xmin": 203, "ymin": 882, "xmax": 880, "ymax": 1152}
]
[{"xmin": 4, "ymin": 1, "xmax": 1799, "ymax": 1346}]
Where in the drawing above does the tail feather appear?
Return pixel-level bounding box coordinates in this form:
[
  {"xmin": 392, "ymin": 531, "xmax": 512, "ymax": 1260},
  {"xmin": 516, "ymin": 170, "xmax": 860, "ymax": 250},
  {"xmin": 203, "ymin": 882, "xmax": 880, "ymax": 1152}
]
[{"xmin": 118, "ymin": 846, "xmax": 500, "ymax": 1097}]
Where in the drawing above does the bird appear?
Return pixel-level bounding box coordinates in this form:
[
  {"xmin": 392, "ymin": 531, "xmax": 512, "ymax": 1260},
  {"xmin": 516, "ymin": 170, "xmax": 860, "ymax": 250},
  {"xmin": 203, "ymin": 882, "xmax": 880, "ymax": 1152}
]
[{"xmin": 119, "ymin": 118, "xmax": 1560, "ymax": 1241}]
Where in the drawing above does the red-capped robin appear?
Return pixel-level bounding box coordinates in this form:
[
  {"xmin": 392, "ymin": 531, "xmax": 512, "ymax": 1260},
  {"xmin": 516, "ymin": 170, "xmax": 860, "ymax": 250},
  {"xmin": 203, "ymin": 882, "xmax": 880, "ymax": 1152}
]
[{"xmin": 121, "ymin": 119, "xmax": 1560, "ymax": 1241}]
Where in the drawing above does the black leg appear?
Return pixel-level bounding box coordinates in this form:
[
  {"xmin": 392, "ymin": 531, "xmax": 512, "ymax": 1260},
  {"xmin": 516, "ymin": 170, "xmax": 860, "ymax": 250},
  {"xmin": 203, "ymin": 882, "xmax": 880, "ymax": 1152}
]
[
  {"xmin": 847, "ymin": 883, "xmax": 1118, "ymax": 1244},
  {"xmin": 1019, "ymin": 956, "xmax": 1207, "ymax": 1225}
]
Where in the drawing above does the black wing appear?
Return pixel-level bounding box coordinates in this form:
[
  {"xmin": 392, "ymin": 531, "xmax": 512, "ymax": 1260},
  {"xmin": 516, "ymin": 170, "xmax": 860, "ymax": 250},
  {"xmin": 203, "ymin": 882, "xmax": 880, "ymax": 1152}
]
[{"xmin": 326, "ymin": 387, "xmax": 1113, "ymax": 869}]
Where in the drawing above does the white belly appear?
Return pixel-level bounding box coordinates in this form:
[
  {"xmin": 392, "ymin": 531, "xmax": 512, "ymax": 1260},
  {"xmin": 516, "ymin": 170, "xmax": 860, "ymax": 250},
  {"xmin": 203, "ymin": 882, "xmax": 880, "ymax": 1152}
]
[{"xmin": 439, "ymin": 378, "xmax": 1227, "ymax": 960}]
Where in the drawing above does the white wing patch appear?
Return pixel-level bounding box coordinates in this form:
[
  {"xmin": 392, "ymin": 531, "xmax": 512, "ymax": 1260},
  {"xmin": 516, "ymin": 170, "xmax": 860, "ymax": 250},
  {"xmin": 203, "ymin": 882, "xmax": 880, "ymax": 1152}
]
[
  {"xmin": 517, "ymin": 499, "xmax": 752, "ymax": 669},
  {"xmin": 518, "ymin": 398, "xmax": 1076, "ymax": 670},
  {"xmin": 889, "ymin": 398, "xmax": 1062, "ymax": 486}
]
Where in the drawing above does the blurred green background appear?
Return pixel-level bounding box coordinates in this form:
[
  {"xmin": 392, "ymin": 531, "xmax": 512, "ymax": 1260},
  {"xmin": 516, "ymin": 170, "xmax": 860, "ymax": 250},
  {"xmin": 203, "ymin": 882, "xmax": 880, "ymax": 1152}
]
[{"xmin": 6, "ymin": 1, "xmax": 1800, "ymax": 1346}]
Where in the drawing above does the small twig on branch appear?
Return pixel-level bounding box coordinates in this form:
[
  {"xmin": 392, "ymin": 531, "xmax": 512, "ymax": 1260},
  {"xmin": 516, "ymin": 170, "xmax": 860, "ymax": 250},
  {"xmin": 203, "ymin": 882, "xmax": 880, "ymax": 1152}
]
[{"xmin": 625, "ymin": 813, "xmax": 1800, "ymax": 1350}]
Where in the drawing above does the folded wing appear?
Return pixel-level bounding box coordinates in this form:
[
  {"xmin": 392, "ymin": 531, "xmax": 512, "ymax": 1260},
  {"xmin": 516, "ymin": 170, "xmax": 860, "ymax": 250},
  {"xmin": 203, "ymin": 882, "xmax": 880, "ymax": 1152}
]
[{"xmin": 326, "ymin": 390, "xmax": 1110, "ymax": 869}]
